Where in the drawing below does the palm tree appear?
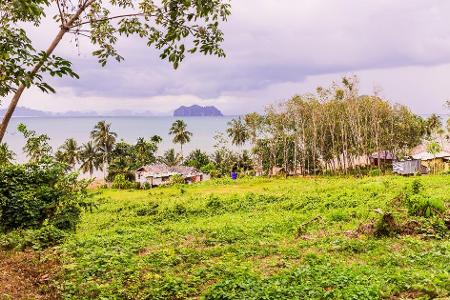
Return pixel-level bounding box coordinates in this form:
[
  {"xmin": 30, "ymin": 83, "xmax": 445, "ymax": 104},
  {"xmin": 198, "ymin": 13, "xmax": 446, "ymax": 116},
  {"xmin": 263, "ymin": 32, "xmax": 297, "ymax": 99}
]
[
  {"xmin": 427, "ymin": 141, "xmax": 442, "ymax": 174},
  {"xmin": 169, "ymin": 120, "xmax": 192, "ymax": 158},
  {"xmin": 90, "ymin": 121, "xmax": 117, "ymax": 179},
  {"xmin": 56, "ymin": 138, "xmax": 80, "ymax": 170},
  {"xmin": 0, "ymin": 143, "xmax": 14, "ymax": 165},
  {"xmin": 79, "ymin": 141, "xmax": 101, "ymax": 178},
  {"xmin": 158, "ymin": 148, "xmax": 182, "ymax": 167},
  {"xmin": 227, "ymin": 117, "xmax": 249, "ymax": 147}
]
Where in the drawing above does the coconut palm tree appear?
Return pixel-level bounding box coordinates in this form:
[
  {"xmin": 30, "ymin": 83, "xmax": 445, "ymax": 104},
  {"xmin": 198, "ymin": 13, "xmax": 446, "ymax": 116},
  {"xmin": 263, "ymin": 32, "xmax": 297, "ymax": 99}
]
[
  {"xmin": 0, "ymin": 143, "xmax": 14, "ymax": 165},
  {"xmin": 79, "ymin": 141, "xmax": 101, "ymax": 178},
  {"xmin": 169, "ymin": 120, "xmax": 192, "ymax": 158},
  {"xmin": 427, "ymin": 141, "xmax": 442, "ymax": 174},
  {"xmin": 158, "ymin": 148, "xmax": 182, "ymax": 167},
  {"xmin": 90, "ymin": 121, "xmax": 117, "ymax": 179},
  {"xmin": 227, "ymin": 117, "xmax": 249, "ymax": 147},
  {"xmin": 56, "ymin": 138, "xmax": 80, "ymax": 170}
]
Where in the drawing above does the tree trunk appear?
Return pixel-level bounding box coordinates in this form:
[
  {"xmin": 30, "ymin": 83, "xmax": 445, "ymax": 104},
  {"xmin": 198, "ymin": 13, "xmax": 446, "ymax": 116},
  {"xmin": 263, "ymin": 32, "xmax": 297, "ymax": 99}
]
[{"xmin": 0, "ymin": 0, "xmax": 95, "ymax": 143}]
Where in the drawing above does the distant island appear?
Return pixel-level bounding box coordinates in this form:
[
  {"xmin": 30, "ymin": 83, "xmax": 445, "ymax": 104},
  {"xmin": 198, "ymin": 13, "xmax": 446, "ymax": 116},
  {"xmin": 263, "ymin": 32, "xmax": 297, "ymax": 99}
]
[
  {"xmin": 0, "ymin": 106, "xmax": 156, "ymax": 117},
  {"xmin": 173, "ymin": 105, "xmax": 224, "ymax": 117}
]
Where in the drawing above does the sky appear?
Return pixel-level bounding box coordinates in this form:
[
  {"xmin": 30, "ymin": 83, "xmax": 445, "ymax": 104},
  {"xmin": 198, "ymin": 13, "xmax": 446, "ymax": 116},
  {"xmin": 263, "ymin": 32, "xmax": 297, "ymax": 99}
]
[{"xmin": 6, "ymin": 0, "xmax": 450, "ymax": 115}]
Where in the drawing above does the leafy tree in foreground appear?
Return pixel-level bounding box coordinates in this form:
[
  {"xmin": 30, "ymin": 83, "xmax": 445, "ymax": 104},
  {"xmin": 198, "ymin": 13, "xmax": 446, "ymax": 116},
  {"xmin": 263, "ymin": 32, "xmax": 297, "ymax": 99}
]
[
  {"xmin": 169, "ymin": 120, "xmax": 192, "ymax": 158},
  {"xmin": 0, "ymin": 0, "xmax": 231, "ymax": 142},
  {"xmin": 0, "ymin": 159, "xmax": 92, "ymax": 233}
]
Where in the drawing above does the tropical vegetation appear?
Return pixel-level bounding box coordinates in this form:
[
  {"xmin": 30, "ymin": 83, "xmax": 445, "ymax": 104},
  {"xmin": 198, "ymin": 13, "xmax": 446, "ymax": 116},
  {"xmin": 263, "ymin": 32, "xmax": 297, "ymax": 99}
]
[{"xmin": 43, "ymin": 176, "xmax": 450, "ymax": 298}]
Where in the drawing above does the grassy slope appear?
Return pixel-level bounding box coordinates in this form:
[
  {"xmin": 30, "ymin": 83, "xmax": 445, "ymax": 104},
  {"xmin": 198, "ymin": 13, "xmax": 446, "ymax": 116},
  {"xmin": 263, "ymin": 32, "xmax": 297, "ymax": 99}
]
[{"xmin": 61, "ymin": 176, "xmax": 450, "ymax": 299}]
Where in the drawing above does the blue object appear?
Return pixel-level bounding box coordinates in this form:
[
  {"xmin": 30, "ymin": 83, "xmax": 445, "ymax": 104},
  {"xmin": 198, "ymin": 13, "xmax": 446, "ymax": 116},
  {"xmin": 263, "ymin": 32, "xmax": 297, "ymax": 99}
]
[{"xmin": 231, "ymin": 172, "xmax": 238, "ymax": 180}]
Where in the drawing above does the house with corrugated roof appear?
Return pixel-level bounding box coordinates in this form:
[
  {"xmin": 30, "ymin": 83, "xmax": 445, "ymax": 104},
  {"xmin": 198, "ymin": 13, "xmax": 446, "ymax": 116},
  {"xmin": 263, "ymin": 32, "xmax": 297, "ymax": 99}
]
[{"xmin": 135, "ymin": 164, "xmax": 207, "ymax": 187}]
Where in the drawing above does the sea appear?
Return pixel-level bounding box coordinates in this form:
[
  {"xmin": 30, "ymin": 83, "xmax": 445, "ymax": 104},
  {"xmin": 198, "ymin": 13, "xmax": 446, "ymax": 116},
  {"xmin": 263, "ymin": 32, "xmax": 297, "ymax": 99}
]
[{"xmin": 4, "ymin": 116, "xmax": 235, "ymax": 163}]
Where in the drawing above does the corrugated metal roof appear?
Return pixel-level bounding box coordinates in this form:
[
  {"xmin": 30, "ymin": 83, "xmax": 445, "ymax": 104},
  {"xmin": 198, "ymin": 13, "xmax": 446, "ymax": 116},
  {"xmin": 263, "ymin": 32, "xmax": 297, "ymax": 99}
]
[
  {"xmin": 136, "ymin": 164, "xmax": 202, "ymax": 178},
  {"xmin": 412, "ymin": 151, "xmax": 450, "ymax": 160}
]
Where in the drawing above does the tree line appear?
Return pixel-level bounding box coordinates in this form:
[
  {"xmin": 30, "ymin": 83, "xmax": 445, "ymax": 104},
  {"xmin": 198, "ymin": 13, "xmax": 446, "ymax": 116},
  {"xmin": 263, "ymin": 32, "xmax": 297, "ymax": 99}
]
[
  {"xmin": 0, "ymin": 118, "xmax": 251, "ymax": 181},
  {"xmin": 226, "ymin": 77, "xmax": 449, "ymax": 175},
  {"xmin": 2, "ymin": 78, "xmax": 449, "ymax": 180}
]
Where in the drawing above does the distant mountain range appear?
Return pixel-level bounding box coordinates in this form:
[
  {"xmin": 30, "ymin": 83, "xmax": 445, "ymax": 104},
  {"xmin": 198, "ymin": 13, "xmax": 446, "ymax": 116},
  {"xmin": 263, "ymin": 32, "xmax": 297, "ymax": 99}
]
[
  {"xmin": 0, "ymin": 105, "xmax": 226, "ymax": 118},
  {"xmin": 0, "ymin": 107, "xmax": 156, "ymax": 117},
  {"xmin": 173, "ymin": 105, "xmax": 223, "ymax": 117}
]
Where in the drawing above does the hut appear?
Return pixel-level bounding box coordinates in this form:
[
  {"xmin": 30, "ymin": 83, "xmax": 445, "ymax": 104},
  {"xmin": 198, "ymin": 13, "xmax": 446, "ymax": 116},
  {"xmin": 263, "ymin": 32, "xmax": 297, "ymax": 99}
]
[
  {"xmin": 135, "ymin": 164, "xmax": 207, "ymax": 187},
  {"xmin": 412, "ymin": 151, "xmax": 450, "ymax": 173},
  {"xmin": 393, "ymin": 159, "xmax": 426, "ymax": 175},
  {"xmin": 369, "ymin": 151, "xmax": 396, "ymax": 167}
]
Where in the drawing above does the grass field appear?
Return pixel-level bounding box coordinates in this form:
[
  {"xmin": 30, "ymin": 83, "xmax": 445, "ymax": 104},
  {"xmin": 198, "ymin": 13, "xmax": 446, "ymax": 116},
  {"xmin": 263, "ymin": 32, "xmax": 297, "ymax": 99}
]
[{"xmin": 60, "ymin": 176, "xmax": 449, "ymax": 299}]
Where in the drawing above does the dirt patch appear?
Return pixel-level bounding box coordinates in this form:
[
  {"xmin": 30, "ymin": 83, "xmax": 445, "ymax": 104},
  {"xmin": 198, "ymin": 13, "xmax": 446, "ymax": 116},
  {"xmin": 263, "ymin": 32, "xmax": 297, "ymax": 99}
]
[
  {"xmin": 0, "ymin": 250, "xmax": 61, "ymax": 300},
  {"xmin": 388, "ymin": 289, "xmax": 438, "ymax": 299},
  {"xmin": 348, "ymin": 214, "xmax": 429, "ymax": 239}
]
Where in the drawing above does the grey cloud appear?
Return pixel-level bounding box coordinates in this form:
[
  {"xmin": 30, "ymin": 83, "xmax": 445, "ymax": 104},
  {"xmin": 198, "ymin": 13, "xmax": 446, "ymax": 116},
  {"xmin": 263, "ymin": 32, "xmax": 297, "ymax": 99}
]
[{"xmin": 21, "ymin": 0, "xmax": 450, "ymax": 114}]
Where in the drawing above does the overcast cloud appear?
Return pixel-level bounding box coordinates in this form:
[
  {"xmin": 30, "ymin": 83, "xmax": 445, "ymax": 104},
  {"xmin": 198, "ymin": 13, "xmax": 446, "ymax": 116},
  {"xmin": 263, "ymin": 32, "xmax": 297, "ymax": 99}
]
[{"xmin": 6, "ymin": 0, "xmax": 450, "ymax": 115}]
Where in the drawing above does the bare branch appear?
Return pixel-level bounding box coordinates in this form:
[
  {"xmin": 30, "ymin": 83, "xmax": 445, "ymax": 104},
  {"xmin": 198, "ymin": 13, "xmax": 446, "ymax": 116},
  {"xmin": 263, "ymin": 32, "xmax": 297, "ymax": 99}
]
[
  {"xmin": 70, "ymin": 12, "xmax": 149, "ymax": 28},
  {"xmin": 70, "ymin": 31, "xmax": 91, "ymax": 38},
  {"xmin": 55, "ymin": 0, "xmax": 66, "ymax": 27}
]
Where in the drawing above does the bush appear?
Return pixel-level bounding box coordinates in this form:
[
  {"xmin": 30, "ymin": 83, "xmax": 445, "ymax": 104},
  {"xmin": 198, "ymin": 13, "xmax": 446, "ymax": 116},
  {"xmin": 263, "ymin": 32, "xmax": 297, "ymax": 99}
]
[
  {"xmin": 368, "ymin": 168, "xmax": 382, "ymax": 177},
  {"xmin": 170, "ymin": 174, "xmax": 185, "ymax": 185},
  {"xmin": 410, "ymin": 179, "xmax": 423, "ymax": 194},
  {"xmin": 0, "ymin": 225, "xmax": 66, "ymax": 250},
  {"xmin": 112, "ymin": 174, "xmax": 136, "ymax": 189},
  {"xmin": 0, "ymin": 160, "xmax": 93, "ymax": 233},
  {"xmin": 406, "ymin": 194, "xmax": 445, "ymax": 218}
]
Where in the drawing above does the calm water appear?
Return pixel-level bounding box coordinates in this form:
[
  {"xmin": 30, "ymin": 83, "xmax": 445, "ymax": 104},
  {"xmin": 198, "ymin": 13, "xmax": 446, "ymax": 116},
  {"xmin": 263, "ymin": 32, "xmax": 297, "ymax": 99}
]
[{"xmin": 4, "ymin": 116, "xmax": 235, "ymax": 162}]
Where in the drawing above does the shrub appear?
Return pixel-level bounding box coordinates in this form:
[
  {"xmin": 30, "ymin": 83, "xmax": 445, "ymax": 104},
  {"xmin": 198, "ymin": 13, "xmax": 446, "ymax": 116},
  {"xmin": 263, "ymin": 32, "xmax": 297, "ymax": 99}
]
[
  {"xmin": 170, "ymin": 174, "xmax": 185, "ymax": 185},
  {"xmin": 406, "ymin": 194, "xmax": 445, "ymax": 218},
  {"xmin": 368, "ymin": 168, "xmax": 382, "ymax": 177},
  {"xmin": 112, "ymin": 174, "xmax": 135, "ymax": 189},
  {"xmin": 0, "ymin": 160, "xmax": 93, "ymax": 233},
  {"xmin": 0, "ymin": 225, "xmax": 66, "ymax": 250},
  {"xmin": 374, "ymin": 213, "xmax": 399, "ymax": 237},
  {"xmin": 410, "ymin": 179, "xmax": 423, "ymax": 194}
]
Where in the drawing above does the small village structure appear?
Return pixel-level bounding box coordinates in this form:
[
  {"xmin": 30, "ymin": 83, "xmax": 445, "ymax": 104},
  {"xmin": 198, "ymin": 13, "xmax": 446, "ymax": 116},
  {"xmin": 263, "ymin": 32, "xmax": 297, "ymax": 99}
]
[
  {"xmin": 135, "ymin": 164, "xmax": 207, "ymax": 187},
  {"xmin": 369, "ymin": 151, "xmax": 396, "ymax": 167},
  {"xmin": 411, "ymin": 151, "xmax": 450, "ymax": 173},
  {"xmin": 392, "ymin": 159, "xmax": 426, "ymax": 175}
]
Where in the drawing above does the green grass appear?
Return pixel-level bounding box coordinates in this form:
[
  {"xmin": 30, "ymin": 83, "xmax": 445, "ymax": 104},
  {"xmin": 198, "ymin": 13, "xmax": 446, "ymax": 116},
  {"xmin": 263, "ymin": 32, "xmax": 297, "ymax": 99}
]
[{"xmin": 61, "ymin": 176, "xmax": 450, "ymax": 299}]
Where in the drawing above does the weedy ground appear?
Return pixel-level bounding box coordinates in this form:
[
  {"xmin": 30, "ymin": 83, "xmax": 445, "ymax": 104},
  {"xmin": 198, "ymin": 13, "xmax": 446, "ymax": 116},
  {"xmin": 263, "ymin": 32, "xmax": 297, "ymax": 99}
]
[{"xmin": 58, "ymin": 176, "xmax": 449, "ymax": 299}]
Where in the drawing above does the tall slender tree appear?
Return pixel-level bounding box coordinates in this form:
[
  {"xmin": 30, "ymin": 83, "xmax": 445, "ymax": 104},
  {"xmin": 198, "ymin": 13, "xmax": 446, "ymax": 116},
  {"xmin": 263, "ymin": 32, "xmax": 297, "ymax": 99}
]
[
  {"xmin": 79, "ymin": 141, "xmax": 101, "ymax": 178},
  {"xmin": 90, "ymin": 121, "xmax": 117, "ymax": 179},
  {"xmin": 169, "ymin": 120, "xmax": 192, "ymax": 158}
]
